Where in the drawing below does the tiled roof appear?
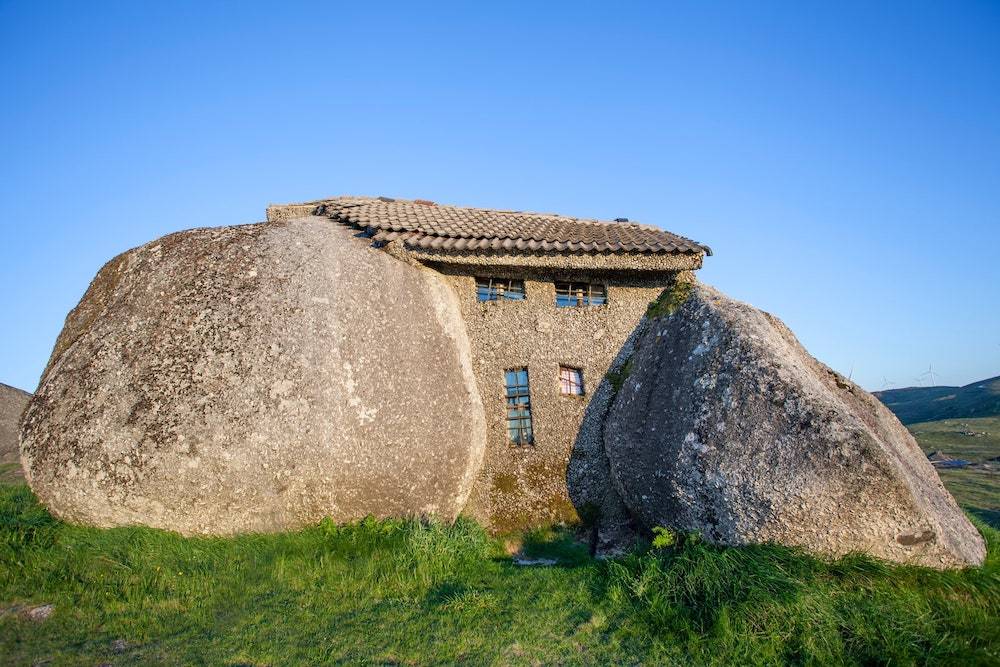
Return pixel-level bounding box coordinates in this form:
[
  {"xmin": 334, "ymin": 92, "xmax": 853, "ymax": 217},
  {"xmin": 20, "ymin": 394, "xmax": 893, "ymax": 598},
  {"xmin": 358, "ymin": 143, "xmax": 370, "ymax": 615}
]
[{"xmin": 313, "ymin": 197, "xmax": 711, "ymax": 256}]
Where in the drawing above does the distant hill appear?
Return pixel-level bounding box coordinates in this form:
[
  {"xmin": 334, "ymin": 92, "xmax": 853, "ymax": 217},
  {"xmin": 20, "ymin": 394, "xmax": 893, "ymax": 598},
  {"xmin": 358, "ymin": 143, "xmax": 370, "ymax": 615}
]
[
  {"xmin": 875, "ymin": 375, "xmax": 1000, "ymax": 425},
  {"xmin": 0, "ymin": 382, "xmax": 31, "ymax": 479}
]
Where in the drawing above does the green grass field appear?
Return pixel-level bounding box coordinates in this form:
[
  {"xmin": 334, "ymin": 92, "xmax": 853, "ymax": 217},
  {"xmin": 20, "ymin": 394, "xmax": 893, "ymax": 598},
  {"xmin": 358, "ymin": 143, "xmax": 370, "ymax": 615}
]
[
  {"xmin": 909, "ymin": 417, "xmax": 1000, "ymax": 528},
  {"xmin": 1, "ymin": 482, "xmax": 998, "ymax": 666}
]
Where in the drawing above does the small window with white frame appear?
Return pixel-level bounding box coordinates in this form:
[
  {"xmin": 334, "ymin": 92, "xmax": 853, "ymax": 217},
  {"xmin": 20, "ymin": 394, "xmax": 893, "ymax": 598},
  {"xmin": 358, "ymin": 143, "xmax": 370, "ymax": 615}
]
[{"xmin": 559, "ymin": 366, "xmax": 585, "ymax": 396}]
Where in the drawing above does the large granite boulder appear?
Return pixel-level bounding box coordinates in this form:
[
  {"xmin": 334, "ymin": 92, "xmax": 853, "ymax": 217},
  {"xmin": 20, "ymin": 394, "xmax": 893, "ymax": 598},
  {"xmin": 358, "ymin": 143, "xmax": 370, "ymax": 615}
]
[
  {"xmin": 20, "ymin": 217, "xmax": 485, "ymax": 534},
  {"xmin": 605, "ymin": 284, "xmax": 985, "ymax": 568},
  {"xmin": 1, "ymin": 383, "xmax": 31, "ymax": 479}
]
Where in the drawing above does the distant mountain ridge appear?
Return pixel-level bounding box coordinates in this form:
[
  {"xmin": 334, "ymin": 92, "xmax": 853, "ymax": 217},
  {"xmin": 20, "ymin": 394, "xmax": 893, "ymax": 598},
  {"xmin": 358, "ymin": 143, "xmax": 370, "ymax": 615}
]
[{"xmin": 875, "ymin": 375, "xmax": 1000, "ymax": 425}]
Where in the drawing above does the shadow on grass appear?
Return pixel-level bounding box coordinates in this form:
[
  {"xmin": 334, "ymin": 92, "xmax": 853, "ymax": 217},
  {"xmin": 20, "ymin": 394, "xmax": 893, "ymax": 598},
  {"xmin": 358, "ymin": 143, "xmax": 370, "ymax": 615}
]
[{"xmin": 518, "ymin": 525, "xmax": 592, "ymax": 566}]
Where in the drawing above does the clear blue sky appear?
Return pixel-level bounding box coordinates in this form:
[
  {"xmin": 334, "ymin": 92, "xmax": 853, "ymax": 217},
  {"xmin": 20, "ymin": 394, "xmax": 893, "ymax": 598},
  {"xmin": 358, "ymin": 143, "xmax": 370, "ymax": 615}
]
[{"xmin": 1, "ymin": 1, "xmax": 998, "ymax": 393}]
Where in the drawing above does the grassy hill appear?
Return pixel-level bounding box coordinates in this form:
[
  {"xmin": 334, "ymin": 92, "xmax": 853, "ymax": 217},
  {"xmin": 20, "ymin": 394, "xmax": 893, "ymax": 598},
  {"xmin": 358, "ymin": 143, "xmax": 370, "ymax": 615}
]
[
  {"xmin": 876, "ymin": 375, "xmax": 1000, "ymax": 425},
  {"xmin": 908, "ymin": 417, "xmax": 1000, "ymax": 528}
]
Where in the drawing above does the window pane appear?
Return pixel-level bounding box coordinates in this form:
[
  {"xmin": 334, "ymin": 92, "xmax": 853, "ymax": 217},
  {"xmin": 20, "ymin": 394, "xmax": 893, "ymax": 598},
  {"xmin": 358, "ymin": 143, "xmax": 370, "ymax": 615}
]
[
  {"xmin": 555, "ymin": 282, "xmax": 606, "ymax": 307},
  {"xmin": 478, "ymin": 277, "xmax": 525, "ymax": 302},
  {"xmin": 476, "ymin": 278, "xmax": 495, "ymax": 301},
  {"xmin": 504, "ymin": 280, "xmax": 525, "ymax": 300},
  {"xmin": 504, "ymin": 367, "xmax": 533, "ymax": 445},
  {"xmin": 555, "ymin": 282, "xmax": 574, "ymax": 308},
  {"xmin": 559, "ymin": 366, "xmax": 584, "ymax": 395}
]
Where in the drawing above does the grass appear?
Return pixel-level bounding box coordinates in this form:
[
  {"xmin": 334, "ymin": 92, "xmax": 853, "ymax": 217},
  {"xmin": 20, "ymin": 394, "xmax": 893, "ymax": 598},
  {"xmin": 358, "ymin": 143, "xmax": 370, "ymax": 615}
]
[
  {"xmin": 1, "ymin": 484, "xmax": 998, "ymax": 666},
  {"xmin": 909, "ymin": 417, "xmax": 1000, "ymax": 461},
  {"xmin": 909, "ymin": 417, "xmax": 1000, "ymax": 529}
]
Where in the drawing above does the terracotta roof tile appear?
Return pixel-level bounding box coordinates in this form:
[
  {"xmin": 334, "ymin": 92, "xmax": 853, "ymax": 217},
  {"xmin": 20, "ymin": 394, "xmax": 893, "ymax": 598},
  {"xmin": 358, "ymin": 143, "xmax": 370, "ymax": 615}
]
[{"xmin": 313, "ymin": 197, "xmax": 711, "ymax": 256}]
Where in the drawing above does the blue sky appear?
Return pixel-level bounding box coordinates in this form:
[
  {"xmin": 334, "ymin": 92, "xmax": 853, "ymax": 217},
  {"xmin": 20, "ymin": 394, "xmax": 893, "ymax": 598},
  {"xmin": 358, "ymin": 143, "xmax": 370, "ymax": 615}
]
[{"xmin": 1, "ymin": 1, "xmax": 998, "ymax": 393}]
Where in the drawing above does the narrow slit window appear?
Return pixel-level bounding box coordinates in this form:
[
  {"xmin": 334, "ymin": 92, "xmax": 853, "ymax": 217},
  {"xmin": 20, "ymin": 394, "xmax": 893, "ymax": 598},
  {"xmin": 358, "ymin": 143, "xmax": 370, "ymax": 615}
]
[
  {"xmin": 476, "ymin": 277, "xmax": 526, "ymax": 302},
  {"xmin": 559, "ymin": 366, "xmax": 585, "ymax": 396},
  {"xmin": 504, "ymin": 368, "xmax": 533, "ymax": 445},
  {"xmin": 555, "ymin": 282, "xmax": 607, "ymax": 307}
]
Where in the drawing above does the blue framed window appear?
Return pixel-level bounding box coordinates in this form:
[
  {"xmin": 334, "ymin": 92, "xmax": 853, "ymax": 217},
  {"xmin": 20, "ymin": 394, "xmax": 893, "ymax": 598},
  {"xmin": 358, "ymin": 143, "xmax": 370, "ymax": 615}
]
[
  {"xmin": 504, "ymin": 368, "xmax": 533, "ymax": 445},
  {"xmin": 476, "ymin": 277, "xmax": 525, "ymax": 302},
  {"xmin": 555, "ymin": 282, "xmax": 607, "ymax": 307}
]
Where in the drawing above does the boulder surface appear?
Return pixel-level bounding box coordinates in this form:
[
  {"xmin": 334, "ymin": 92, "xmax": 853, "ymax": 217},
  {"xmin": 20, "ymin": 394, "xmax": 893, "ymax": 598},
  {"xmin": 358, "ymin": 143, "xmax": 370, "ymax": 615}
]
[
  {"xmin": 20, "ymin": 217, "xmax": 485, "ymax": 534},
  {"xmin": 605, "ymin": 284, "xmax": 985, "ymax": 568},
  {"xmin": 1, "ymin": 383, "xmax": 31, "ymax": 479}
]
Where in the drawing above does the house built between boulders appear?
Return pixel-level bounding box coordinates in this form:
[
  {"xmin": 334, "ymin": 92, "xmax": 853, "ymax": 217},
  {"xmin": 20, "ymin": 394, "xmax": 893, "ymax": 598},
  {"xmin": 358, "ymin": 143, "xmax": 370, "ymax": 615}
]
[
  {"xmin": 266, "ymin": 197, "xmax": 711, "ymax": 534},
  {"xmin": 19, "ymin": 196, "xmax": 985, "ymax": 568}
]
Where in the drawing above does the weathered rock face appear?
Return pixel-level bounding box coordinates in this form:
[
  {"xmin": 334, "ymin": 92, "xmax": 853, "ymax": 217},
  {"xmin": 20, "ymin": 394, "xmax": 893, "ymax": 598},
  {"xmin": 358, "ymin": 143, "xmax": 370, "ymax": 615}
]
[
  {"xmin": 20, "ymin": 217, "xmax": 485, "ymax": 534},
  {"xmin": 605, "ymin": 284, "xmax": 985, "ymax": 568},
  {"xmin": 1, "ymin": 383, "xmax": 31, "ymax": 479}
]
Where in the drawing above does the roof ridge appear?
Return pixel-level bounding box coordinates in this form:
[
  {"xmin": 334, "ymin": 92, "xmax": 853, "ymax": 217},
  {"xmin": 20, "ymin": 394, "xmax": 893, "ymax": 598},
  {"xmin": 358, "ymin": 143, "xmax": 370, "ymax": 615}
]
[
  {"xmin": 308, "ymin": 196, "xmax": 711, "ymax": 257},
  {"xmin": 318, "ymin": 195, "xmax": 662, "ymax": 229}
]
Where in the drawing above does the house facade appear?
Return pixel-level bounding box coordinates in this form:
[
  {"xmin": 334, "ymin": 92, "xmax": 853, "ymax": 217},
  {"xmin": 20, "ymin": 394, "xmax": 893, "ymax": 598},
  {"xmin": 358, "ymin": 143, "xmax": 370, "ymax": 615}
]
[{"xmin": 266, "ymin": 196, "xmax": 710, "ymax": 531}]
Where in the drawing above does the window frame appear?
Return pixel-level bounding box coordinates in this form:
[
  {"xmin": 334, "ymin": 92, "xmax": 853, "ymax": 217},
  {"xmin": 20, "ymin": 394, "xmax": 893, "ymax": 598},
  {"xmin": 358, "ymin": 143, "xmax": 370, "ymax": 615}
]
[
  {"xmin": 554, "ymin": 282, "xmax": 608, "ymax": 307},
  {"xmin": 476, "ymin": 277, "xmax": 526, "ymax": 302},
  {"xmin": 504, "ymin": 367, "xmax": 534, "ymax": 446},
  {"xmin": 559, "ymin": 365, "xmax": 585, "ymax": 397}
]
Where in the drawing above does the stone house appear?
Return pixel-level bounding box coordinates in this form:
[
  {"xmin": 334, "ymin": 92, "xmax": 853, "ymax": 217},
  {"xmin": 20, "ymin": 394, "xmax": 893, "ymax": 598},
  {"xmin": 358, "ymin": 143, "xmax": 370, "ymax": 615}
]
[
  {"xmin": 22, "ymin": 195, "xmax": 985, "ymax": 567},
  {"xmin": 19, "ymin": 197, "xmax": 986, "ymax": 568},
  {"xmin": 267, "ymin": 197, "xmax": 711, "ymax": 531}
]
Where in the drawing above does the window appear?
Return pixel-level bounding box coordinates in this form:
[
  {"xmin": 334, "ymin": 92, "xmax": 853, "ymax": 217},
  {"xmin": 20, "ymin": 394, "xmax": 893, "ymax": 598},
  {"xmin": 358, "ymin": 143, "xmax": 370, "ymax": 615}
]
[
  {"xmin": 555, "ymin": 282, "xmax": 607, "ymax": 307},
  {"xmin": 476, "ymin": 277, "xmax": 525, "ymax": 302},
  {"xmin": 559, "ymin": 366, "xmax": 585, "ymax": 396},
  {"xmin": 504, "ymin": 368, "xmax": 533, "ymax": 445}
]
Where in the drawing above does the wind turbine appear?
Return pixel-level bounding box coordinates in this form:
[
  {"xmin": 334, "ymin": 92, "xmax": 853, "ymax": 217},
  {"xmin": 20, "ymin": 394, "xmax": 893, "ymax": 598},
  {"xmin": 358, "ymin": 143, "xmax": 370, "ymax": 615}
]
[
  {"xmin": 917, "ymin": 364, "xmax": 940, "ymax": 387},
  {"xmin": 881, "ymin": 376, "xmax": 896, "ymax": 390}
]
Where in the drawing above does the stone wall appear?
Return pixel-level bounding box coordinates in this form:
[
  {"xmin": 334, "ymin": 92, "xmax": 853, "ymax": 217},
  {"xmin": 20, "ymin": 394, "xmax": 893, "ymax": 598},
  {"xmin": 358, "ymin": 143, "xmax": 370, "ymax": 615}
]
[
  {"xmin": 265, "ymin": 203, "xmax": 322, "ymax": 223},
  {"xmin": 430, "ymin": 263, "xmax": 676, "ymax": 532}
]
